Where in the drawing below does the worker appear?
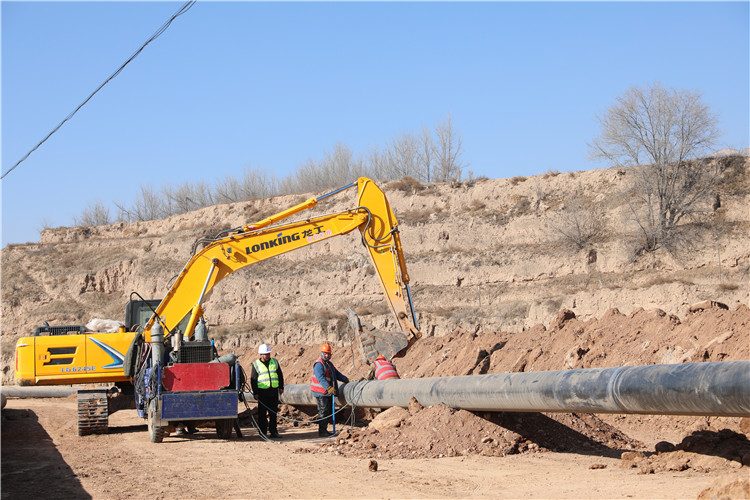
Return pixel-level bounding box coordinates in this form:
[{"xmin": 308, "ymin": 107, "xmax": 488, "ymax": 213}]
[
  {"xmin": 369, "ymin": 354, "xmax": 400, "ymax": 380},
  {"xmin": 310, "ymin": 343, "xmax": 349, "ymax": 437},
  {"xmin": 251, "ymin": 343, "xmax": 284, "ymax": 439}
]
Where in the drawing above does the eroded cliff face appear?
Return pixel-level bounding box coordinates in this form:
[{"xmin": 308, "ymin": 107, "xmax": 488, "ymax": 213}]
[{"xmin": 2, "ymin": 160, "xmax": 748, "ymax": 384}]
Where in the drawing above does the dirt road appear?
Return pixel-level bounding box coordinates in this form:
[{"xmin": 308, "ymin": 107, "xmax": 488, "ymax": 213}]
[{"xmin": 2, "ymin": 397, "xmax": 744, "ymax": 500}]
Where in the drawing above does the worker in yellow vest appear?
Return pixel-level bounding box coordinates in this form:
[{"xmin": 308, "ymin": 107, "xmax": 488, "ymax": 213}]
[{"xmin": 251, "ymin": 344, "xmax": 284, "ymax": 438}]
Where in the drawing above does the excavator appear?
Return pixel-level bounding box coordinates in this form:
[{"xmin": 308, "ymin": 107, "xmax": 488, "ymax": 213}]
[{"xmin": 14, "ymin": 177, "xmax": 422, "ymax": 442}]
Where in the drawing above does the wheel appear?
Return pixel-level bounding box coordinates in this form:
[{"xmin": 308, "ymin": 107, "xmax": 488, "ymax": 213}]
[
  {"xmin": 215, "ymin": 418, "xmax": 233, "ymax": 439},
  {"xmin": 147, "ymin": 399, "xmax": 164, "ymax": 443}
]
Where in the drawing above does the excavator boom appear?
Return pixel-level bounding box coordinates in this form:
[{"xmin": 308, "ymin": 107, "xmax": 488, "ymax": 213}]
[{"xmin": 16, "ymin": 177, "xmax": 422, "ymax": 386}]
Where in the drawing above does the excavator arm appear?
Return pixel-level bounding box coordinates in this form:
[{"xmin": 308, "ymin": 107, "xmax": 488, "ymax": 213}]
[
  {"xmin": 144, "ymin": 177, "xmax": 421, "ymax": 360},
  {"xmin": 15, "ymin": 177, "xmax": 421, "ymax": 387}
]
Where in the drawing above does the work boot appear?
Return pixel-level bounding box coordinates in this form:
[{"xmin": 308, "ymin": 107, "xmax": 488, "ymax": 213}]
[
  {"xmin": 269, "ymin": 432, "xmax": 282, "ymax": 439},
  {"xmin": 318, "ymin": 429, "xmax": 333, "ymax": 437}
]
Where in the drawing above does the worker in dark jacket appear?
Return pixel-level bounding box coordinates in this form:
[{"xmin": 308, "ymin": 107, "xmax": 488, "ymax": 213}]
[
  {"xmin": 251, "ymin": 343, "xmax": 284, "ymax": 438},
  {"xmin": 310, "ymin": 343, "xmax": 349, "ymax": 437}
]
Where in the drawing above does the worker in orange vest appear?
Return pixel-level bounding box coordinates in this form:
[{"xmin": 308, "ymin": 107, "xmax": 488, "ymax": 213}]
[
  {"xmin": 369, "ymin": 354, "xmax": 400, "ymax": 381},
  {"xmin": 310, "ymin": 343, "xmax": 349, "ymax": 437}
]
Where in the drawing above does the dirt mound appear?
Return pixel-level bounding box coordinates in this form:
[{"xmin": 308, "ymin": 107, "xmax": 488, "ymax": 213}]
[
  {"xmin": 621, "ymin": 429, "xmax": 750, "ymax": 474},
  {"xmin": 697, "ymin": 476, "xmax": 750, "ymax": 500},
  {"xmin": 299, "ymin": 397, "xmax": 643, "ymax": 460}
]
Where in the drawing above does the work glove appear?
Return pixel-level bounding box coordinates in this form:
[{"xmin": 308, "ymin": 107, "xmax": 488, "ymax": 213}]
[
  {"xmin": 342, "ymin": 377, "xmax": 350, "ymax": 384},
  {"xmin": 253, "ymin": 393, "xmax": 258, "ymax": 400},
  {"xmin": 325, "ymin": 386, "xmax": 335, "ymax": 395}
]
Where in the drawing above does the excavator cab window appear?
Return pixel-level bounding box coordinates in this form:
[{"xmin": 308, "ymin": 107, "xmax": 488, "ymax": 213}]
[{"xmin": 125, "ymin": 299, "xmax": 161, "ymax": 331}]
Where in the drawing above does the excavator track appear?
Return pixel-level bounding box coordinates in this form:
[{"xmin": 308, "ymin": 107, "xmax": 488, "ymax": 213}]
[{"xmin": 77, "ymin": 389, "xmax": 109, "ymax": 436}]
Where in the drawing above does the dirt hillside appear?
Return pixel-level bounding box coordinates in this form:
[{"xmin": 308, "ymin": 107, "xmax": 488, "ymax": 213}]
[{"xmin": 2, "ymin": 157, "xmax": 748, "ymax": 383}]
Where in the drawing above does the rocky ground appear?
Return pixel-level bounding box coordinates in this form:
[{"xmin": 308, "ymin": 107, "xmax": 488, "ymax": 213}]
[{"xmin": 3, "ymin": 303, "xmax": 749, "ymax": 499}]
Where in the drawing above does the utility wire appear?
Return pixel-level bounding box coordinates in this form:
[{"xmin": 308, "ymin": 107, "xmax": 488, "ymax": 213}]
[{"xmin": 1, "ymin": 0, "xmax": 197, "ymax": 180}]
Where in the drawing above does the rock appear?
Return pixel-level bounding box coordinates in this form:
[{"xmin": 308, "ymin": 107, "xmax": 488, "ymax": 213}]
[
  {"xmin": 589, "ymin": 463, "xmax": 607, "ymax": 469},
  {"xmin": 688, "ymin": 300, "xmax": 728, "ymax": 313},
  {"xmin": 638, "ymin": 465, "xmax": 655, "ymax": 475},
  {"xmin": 552, "ymin": 309, "xmax": 576, "ymax": 329},
  {"xmin": 368, "ymin": 406, "xmax": 409, "ymax": 432},
  {"xmin": 740, "ymin": 417, "xmax": 750, "ymax": 435},
  {"xmin": 654, "ymin": 441, "xmax": 675, "ymax": 454},
  {"xmin": 368, "ymin": 459, "xmax": 378, "ymax": 472},
  {"xmin": 408, "ymin": 396, "xmax": 424, "ymax": 415},
  {"xmin": 621, "ymin": 451, "xmax": 646, "ymax": 461}
]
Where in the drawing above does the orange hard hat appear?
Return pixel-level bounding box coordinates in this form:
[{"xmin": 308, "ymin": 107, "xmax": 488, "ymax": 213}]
[
  {"xmin": 320, "ymin": 343, "xmax": 332, "ymax": 354},
  {"xmin": 375, "ymin": 355, "xmax": 386, "ymax": 361}
]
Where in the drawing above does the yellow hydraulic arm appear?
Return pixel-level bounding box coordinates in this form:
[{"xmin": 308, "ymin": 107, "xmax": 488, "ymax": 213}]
[
  {"xmin": 15, "ymin": 177, "xmax": 421, "ymax": 386},
  {"xmin": 143, "ymin": 177, "xmax": 421, "ymax": 350}
]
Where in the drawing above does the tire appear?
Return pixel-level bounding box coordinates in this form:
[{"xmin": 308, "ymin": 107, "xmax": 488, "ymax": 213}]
[
  {"xmin": 147, "ymin": 399, "xmax": 164, "ymax": 443},
  {"xmin": 215, "ymin": 418, "xmax": 233, "ymax": 439}
]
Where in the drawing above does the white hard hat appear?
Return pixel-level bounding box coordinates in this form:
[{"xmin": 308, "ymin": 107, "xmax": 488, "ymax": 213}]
[{"xmin": 258, "ymin": 343, "xmax": 272, "ymax": 354}]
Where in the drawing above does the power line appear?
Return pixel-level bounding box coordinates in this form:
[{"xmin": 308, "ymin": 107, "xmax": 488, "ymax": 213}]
[{"xmin": 1, "ymin": 0, "xmax": 197, "ymax": 180}]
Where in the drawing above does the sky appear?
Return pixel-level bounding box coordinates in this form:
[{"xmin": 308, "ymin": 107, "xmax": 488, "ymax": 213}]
[{"xmin": 2, "ymin": 1, "xmax": 748, "ymax": 247}]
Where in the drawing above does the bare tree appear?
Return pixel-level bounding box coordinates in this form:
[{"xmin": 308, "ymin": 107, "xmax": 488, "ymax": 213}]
[
  {"xmin": 282, "ymin": 143, "xmax": 367, "ymax": 194},
  {"xmin": 122, "ymin": 184, "xmax": 166, "ymax": 221},
  {"xmin": 239, "ymin": 167, "xmax": 276, "ymax": 200},
  {"xmin": 434, "ymin": 113, "xmax": 464, "ymax": 182},
  {"xmin": 74, "ymin": 199, "xmax": 111, "ymax": 226},
  {"xmin": 214, "ymin": 175, "xmax": 244, "ymax": 204},
  {"xmin": 418, "ymin": 126, "xmax": 435, "ymax": 183},
  {"xmin": 548, "ymin": 192, "xmax": 604, "ymax": 251},
  {"xmin": 589, "ymin": 83, "xmax": 721, "ymax": 251},
  {"xmin": 366, "ymin": 146, "xmax": 389, "ymax": 180},
  {"xmin": 166, "ymin": 181, "xmax": 214, "ymax": 213},
  {"xmin": 389, "ymin": 132, "xmax": 421, "ymax": 180}
]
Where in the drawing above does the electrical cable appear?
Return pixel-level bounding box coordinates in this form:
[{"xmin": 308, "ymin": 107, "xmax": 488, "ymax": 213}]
[{"xmin": 1, "ymin": 0, "xmax": 196, "ymax": 180}]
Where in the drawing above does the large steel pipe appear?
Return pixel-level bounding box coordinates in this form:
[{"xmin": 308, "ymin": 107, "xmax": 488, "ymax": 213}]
[{"xmin": 279, "ymin": 360, "xmax": 750, "ymax": 417}]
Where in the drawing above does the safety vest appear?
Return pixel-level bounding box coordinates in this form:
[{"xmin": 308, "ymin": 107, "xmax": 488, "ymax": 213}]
[
  {"xmin": 310, "ymin": 358, "xmax": 334, "ymax": 394},
  {"xmin": 374, "ymin": 359, "xmax": 399, "ymax": 380},
  {"xmin": 253, "ymin": 358, "xmax": 280, "ymax": 389}
]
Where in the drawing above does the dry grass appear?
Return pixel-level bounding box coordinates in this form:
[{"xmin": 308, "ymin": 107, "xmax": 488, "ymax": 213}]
[
  {"xmin": 717, "ymin": 156, "xmax": 749, "ymax": 196},
  {"xmin": 509, "ymin": 176, "xmax": 527, "ymax": 186},
  {"xmin": 388, "ymin": 176, "xmax": 425, "ymax": 193},
  {"xmin": 401, "ymin": 206, "xmax": 446, "ymax": 225},
  {"xmin": 717, "ymin": 283, "xmax": 740, "ymax": 291},
  {"xmin": 463, "ymin": 199, "xmax": 487, "ymax": 214},
  {"xmin": 510, "ymin": 195, "xmax": 532, "ymax": 216}
]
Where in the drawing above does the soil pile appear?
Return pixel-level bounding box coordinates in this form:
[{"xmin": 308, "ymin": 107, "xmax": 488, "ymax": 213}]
[
  {"xmin": 301, "ymin": 401, "xmax": 642, "ymax": 460},
  {"xmin": 621, "ymin": 429, "xmax": 750, "ymax": 474}
]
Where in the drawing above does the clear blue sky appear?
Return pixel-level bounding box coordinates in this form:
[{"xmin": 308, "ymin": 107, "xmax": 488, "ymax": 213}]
[{"xmin": 2, "ymin": 1, "xmax": 748, "ymax": 247}]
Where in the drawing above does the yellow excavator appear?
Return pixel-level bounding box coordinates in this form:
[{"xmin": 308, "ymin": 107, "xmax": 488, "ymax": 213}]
[{"xmin": 14, "ymin": 177, "xmax": 422, "ymax": 441}]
